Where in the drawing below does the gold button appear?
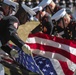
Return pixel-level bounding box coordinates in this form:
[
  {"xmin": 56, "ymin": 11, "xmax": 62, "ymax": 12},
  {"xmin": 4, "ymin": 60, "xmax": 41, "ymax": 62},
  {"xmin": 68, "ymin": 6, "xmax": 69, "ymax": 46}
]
[
  {"xmin": 70, "ymin": 35, "xmax": 72, "ymax": 37},
  {"xmin": 55, "ymin": 28, "xmax": 57, "ymax": 30},
  {"xmin": 67, "ymin": 30, "xmax": 70, "ymax": 32},
  {"xmin": 56, "ymin": 31, "xmax": 58, "ymax": 32}
]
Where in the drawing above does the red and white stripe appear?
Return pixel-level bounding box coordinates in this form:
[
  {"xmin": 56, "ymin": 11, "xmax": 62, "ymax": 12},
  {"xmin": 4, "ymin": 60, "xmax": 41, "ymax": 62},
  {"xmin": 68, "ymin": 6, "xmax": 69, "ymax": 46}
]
[
  {"xmin": 25, "ymin": 33, "xmax": 76, "ymax": 73},
  {"xmin": 50, "ymin": 58, "xmax": 74, "ymax": 75}
]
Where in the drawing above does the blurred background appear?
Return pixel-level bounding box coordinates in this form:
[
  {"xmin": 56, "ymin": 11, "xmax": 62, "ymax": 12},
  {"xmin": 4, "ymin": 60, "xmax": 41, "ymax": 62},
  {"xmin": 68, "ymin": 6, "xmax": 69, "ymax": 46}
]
[{"xmin": 13, "ymin": 0, "xmax": 76, "ymax": 13}]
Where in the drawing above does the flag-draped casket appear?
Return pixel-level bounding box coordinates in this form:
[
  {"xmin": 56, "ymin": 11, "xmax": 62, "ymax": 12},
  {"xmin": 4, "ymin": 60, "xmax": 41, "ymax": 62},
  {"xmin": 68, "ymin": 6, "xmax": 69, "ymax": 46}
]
[{"xmin": 12, "ymin": 33, "xmax": 76, "ymax": 75}]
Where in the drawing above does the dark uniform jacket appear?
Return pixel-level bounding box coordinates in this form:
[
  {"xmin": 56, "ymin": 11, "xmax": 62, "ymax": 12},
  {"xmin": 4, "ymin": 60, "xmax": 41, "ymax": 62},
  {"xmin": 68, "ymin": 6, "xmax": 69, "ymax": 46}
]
[
  {"xmin": 0, "ymin": 16, "xmax": 25, "ymax": 49},
  {"xmin": 42, "ymin": 5, "xmax": 73, "ymax": 36},
  {"xmin": 41, "ymin": 5, "xmax": 62, "ymax": 34},
  {"xmin": 0, "ymin": 7, "xmax": 5, "ymax": 19},
  {"xmin": 62, "ymin": 20, "xmax": 76, "ymax": 41}
]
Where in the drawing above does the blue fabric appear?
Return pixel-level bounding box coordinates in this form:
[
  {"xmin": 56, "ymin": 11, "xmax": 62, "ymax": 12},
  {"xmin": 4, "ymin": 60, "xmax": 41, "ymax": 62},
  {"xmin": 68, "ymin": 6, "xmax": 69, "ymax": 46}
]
[{"xmin": 12, "ymin": 45, "xmax": 57, "ymax": 75}]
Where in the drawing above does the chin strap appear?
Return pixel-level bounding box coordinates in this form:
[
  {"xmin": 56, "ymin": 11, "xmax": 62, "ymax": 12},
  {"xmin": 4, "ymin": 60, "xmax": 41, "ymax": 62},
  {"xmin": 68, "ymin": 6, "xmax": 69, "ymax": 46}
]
[
  {"xmin": 46, "ymin": 5, "xmax": 54, "ymax": 15},
  {"xmin": 45, "ymin": 12, "xmax": 54, "ymax": 35},
  {"xmin": 61, "ymin": 18, "xmax": 66, "ymax": 36}
]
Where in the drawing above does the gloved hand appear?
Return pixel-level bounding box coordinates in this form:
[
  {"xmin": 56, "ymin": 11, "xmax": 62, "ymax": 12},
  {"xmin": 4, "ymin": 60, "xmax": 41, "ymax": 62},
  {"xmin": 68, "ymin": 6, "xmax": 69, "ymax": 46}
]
[
  {"xmin": 10, "ymin": 49, "xmax": 19, "ymax": 58},
  {"xmin": 22, "ymin": 44, "xmax": 32, "ymax": 55}
]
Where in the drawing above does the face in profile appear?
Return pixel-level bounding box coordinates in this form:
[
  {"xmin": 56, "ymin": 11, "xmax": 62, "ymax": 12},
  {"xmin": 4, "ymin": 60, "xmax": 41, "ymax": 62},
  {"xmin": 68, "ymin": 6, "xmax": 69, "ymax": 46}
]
[{"xmin": 3, "ymin": 4, "xmax": 10, "ymax": 16}]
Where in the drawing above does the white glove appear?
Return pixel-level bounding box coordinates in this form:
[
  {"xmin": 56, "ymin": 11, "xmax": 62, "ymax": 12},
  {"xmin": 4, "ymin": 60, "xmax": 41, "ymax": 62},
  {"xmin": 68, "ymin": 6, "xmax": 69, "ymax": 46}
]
[
  {"xmin": 22, "ymin": 44, "xmax": 32, "ymax": 55},
  {"xmin": 10, "ymin": 49, "xmax": 19, "ymax": 58}
]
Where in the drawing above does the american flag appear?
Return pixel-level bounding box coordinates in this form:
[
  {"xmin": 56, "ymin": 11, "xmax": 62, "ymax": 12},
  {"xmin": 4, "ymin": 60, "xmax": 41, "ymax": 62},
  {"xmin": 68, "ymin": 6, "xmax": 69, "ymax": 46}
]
[{"xmin": 12, "ymin": 32, "xmax": 76, "ymax": 75}]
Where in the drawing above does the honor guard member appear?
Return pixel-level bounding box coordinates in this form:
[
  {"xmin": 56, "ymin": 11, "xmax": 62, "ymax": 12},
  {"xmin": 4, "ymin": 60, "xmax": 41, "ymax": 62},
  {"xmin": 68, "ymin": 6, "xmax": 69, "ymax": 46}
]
[
  {"xmin": 1, "ymin": 2, "xmax": 36, "ymax": 75},
  {"xmin": 32, "ymin": 0, "xmax": 62, "ymax": 34},
  {"xmin": 0, "ymin": 1, "xmax": 19, "ymax": 75},
  {"xmin": 0, "ymin": 1, "xmax": 35, "ymax": 75},
  {"xmin": 0, "ymin": 0, "xmax": 19, "ymax": 20},
  {"xmin": 51, "ymin": 8, "xmax": 76, "ymax": 40},
  {"xmin": 0, "ymin": 0, "xmax": 18, "ymax": 59},
  {"xmin": 33, "ymin": 0, "xmax": 73, "ymax": 35},
  {"xmin": 0, "ymin": 2, "xmax": 36, "ymax": 56},
  {"xmin": 33, "ymin": 0, "xmax": 61, "ymax": 15},
  {"xmin": 0, "ymin": 0, "xmax": 19, "ymax": 54},
  {"xmin": 33, "ymin": 0, "xmax": 72, "ymax": 21},
  {"xmin": 33, "ymin": 0, "xmax": 61, "ymax": 34},
  {"xmin": 0, "ymin": 15, "xmax": 32, "ymax": 55}
]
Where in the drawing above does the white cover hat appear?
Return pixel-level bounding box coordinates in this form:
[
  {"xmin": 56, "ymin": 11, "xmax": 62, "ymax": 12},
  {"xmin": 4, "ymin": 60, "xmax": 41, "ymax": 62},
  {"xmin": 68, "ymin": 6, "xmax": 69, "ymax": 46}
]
[
  {"xmin": 3, "ymin": 0, "xmax": 19, "ymax": 8},
  {"xmin": 32, "ymin": 0, "xmax": 52, "ymax": 12},
  {"xmin": 21, "ymin": 3, "xmax": 36, "ymax": 16},
  {"xmin": 51, "ymin": 8, "xmax": 66, "ymax": 21}
]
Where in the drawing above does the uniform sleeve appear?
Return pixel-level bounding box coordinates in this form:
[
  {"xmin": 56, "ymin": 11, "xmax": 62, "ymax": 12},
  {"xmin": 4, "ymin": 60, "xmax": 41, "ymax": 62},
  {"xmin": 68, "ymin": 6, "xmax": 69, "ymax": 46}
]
[
  {"xmin": 0, "ymin": 7, "xmax": 4, "ymax": 19},
  {"xmin": 73, "ymin": 23, "xmax": 76, "ymax": 40},
  {"xmin": 0, "ymin": 11, "xmax": 4, "ymax": 19},
  {"xmin": 10, "ymin": 33, "xmax": 25, "ymax": 49},
  {"xmin": 1, "ymin": 43, "xmax": 12, "ymax": 55},
  {"xmin": 7, "ymin": 16, "xmax": 25, "ymax": 49}
]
